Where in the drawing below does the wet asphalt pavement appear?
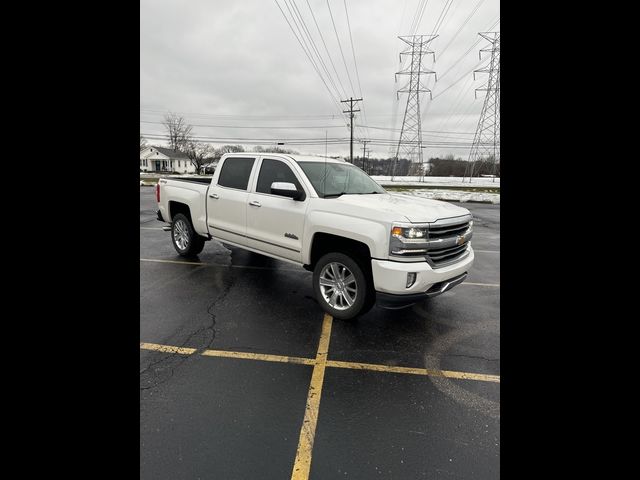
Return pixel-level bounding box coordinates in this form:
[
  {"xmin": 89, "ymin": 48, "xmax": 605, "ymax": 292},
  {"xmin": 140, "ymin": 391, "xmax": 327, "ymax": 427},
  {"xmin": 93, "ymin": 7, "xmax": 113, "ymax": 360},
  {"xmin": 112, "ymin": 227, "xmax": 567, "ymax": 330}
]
[{"xmin": 140, "ymin": 187, "xmax": 500, "ymax": 479}]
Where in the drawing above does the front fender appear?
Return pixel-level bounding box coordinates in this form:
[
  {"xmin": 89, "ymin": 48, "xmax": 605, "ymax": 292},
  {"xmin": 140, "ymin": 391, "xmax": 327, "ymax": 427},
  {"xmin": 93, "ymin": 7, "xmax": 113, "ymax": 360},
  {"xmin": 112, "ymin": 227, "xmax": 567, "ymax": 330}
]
[{"xmin": 302, "ymin": 210, "xmax": 389, "ymax": 264}]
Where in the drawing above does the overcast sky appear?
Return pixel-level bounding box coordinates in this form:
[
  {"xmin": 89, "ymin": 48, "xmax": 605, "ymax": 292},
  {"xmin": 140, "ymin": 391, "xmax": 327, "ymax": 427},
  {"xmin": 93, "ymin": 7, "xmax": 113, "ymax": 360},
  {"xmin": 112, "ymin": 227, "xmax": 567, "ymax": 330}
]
[{"xmin": 140, "ymin": 0, "xmax": 499, "ymax": 159}]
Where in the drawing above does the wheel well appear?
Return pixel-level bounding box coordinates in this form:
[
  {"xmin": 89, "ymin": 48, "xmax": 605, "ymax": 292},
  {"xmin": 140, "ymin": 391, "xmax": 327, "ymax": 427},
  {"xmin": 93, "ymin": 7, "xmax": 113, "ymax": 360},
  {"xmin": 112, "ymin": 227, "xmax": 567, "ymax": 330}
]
[
  {"xmin": 168, "ymin": 201, "xmax": 192, "ymax": 223},
  {"xmin": 307, "ymin": 233, "xmax": 372, "ymax": 271}
]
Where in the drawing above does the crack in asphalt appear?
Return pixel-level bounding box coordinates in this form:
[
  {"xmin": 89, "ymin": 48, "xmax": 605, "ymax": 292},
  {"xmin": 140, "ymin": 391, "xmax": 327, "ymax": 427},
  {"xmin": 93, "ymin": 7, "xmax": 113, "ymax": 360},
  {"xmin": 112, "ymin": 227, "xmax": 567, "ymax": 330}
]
[
  {"xmin": 441, "ymin": 353, "xmax": 500, "ymax": 363},
  {"xmin": 139, "ymin": 274, "xmax": 234, "ymax": 392}
]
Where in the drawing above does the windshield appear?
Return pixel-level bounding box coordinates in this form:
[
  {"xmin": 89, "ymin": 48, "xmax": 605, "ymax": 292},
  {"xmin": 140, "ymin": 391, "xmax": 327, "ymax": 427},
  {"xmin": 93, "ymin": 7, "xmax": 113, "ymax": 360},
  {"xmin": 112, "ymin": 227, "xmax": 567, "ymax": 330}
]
[{"xmin": 298, "ymin": 162, "xmax": 387, "ymax": 198}]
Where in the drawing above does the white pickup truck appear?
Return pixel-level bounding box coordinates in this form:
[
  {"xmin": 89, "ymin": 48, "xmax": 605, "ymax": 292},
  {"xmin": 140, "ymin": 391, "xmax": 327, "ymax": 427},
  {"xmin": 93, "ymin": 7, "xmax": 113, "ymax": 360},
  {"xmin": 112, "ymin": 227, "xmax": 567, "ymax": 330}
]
[{"xmin": 156, "ymin": 153, "xmax": 474, "ymax": 319}]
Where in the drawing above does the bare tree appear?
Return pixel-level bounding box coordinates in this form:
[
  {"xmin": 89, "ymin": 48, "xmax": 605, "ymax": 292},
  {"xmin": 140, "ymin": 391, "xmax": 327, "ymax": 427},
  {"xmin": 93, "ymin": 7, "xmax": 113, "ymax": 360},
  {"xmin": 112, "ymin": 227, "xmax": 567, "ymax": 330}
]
[
  {"xmin": 140, "ymin": 135, "xmax": 147, "ymax": 151},
  {"xmin": 211, "ymin": 145, "xmax": 245, "ymax": 162},
  {"xmin": 252, "ymin": 145, "xmax": 298, "ymax": 154},
  {"xmin": 162, "ymin": 112, "xmax": 193, "ymax": 152},
  {"xmin": 185, "ymin": 142, "xmax": 214, "ymax": 174}
]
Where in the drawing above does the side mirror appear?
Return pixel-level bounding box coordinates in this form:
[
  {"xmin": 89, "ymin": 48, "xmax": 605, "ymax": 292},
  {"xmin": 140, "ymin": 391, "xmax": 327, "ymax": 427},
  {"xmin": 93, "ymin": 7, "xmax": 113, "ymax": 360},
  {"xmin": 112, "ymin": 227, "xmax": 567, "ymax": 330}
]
[{"xmin": 271, "ymin": 182, "xmax": 303, "ymax": 200}]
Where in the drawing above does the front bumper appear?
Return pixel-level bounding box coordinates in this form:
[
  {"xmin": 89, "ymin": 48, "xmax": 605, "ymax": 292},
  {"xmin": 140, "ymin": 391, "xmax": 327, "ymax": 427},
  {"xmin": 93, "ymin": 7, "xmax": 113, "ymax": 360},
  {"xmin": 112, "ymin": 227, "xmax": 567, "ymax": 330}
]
[
  {"xmin": 371, "ymin": 246, "xmax": 474, "ymax": 309},
  {"xmin": 376, "ymin": 272, "xmax": 468, "ymax": 309}
]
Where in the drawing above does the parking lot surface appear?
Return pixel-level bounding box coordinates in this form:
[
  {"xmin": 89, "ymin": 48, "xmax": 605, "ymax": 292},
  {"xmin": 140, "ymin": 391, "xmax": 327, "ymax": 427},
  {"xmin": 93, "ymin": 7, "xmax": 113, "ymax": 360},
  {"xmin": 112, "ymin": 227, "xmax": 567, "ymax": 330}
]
[{"xmin": 140, "ymin": 187, "xmax": 500, "ymax": 479}]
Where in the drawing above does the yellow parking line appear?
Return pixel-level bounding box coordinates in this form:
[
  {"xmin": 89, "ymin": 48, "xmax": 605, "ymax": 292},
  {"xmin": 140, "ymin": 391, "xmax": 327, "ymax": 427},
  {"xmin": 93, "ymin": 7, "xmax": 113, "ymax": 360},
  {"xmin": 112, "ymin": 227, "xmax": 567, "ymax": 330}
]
[
  {"xmin": 140, "ymin": 342, "xmax": 197, "ymax": 355},
  {"xmin": 290, "ymin": 314, "xmax": 333, "ymax": 480},
  {"xmin": 138, "ymin": 341, "xmax": 500, "ymax": 383},
  {"xmin": 326, "ymin": 360, "xmax": 500, "ymax": 383},
  {"xmin": 201, "ymin": 349, "xmax": 315, "ymax": 365},
  {"xmin": 463, "ymin": 282, "xmax": 500, "ymax": 287}
]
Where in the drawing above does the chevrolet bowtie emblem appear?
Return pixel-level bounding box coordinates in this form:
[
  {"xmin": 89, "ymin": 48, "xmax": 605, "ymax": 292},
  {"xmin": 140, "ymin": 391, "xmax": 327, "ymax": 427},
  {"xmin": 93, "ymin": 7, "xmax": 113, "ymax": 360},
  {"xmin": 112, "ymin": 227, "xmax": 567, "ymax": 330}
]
[{"xmin": 456, "ymin": 235, "xmax": 466, "ymax": 246}]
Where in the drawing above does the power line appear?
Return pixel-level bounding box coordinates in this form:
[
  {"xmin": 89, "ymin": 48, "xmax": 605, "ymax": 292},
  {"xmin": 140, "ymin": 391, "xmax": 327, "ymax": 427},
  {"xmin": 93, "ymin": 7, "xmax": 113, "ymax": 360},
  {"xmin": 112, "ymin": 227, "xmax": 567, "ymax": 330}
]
[
  {"xmin": 343, "ymin": 0, "xmax": 369, "ymax": 140},
  {"xmin": 273, "ymin": 0, "xmax": 344, "ymax": 117},
  {"xmin": 439, "ymin": 0, "xmax": 487, "ymax": 58},
  {"xmin": 140, "ymin": 120, "xmax": 347, "ymax": 129},
  {"xmin": 326, "ymin": 0, "xmax": 356, "ymax": 96},
  {"xmin": 421, "ymin": 16, "xmax": 500, "ymax": 131},
  {"xmin": 304, "ymin": 0, "xmax": 349, "ymax": 100},
  {"xmin": 141, "ymin": 117, "xmax": 475, "ymax": 135},
  {"xmin": 432, "ymin": 57, "xmax": 485, "ymax": 99},
  {"xmin": 437, "ymin": 16, "xmax": 500, "ymax": 81},
  {"xmin": 283, "ymin": 0, "xmax": 342, "ymax": 102},
  {"xmin": 429, "ymin": 0, "xmax": 455, "ymax": 37},
  {"xmin": 431, "ymin": 0, "xmax": 463, "ymax": 40},
  {"xmin": 288, "ymin": 0, "xmax": 345, "ymax": 101},
  {"xmin": 140, "ymin": 108, "xmax": 344, "ymax": 120},
  {"xmin": 141, "ymin": 132, "xmax": 484, "ymax": 148},
  {"xmin": 410, "ymin": 0, "xmax": 429, "ymax": 35}
]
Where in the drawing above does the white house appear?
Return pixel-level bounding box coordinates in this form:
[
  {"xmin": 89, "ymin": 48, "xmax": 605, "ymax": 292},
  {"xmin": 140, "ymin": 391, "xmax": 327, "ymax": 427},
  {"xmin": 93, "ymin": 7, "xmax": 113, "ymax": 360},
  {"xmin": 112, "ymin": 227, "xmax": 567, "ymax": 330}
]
[{"xmin": 140, "ymin": 146, "xmax": 196, "ymax": 174}]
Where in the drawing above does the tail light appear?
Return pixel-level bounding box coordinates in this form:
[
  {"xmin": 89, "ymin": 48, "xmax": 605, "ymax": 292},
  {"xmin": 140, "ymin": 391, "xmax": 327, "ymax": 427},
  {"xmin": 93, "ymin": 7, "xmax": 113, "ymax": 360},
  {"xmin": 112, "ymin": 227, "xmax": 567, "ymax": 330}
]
[{"xmin": 156, "ymin": 183, "xmax": 160, "ymax": 203}]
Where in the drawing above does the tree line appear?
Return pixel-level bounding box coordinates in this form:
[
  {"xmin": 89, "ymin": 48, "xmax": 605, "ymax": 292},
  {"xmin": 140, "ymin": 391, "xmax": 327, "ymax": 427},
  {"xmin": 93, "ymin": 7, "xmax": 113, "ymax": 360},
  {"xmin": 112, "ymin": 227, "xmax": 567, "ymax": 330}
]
[
  {"xmin": 140, "ymin": 113, "xmax": 298, "ymax": 173},
  {"xmin": 140, "ymin": 114, "xmax": 498, "ymax": 177},
  {"xmin": 351, "ymin": 154, "xmax": 499, "ymax": 177}
]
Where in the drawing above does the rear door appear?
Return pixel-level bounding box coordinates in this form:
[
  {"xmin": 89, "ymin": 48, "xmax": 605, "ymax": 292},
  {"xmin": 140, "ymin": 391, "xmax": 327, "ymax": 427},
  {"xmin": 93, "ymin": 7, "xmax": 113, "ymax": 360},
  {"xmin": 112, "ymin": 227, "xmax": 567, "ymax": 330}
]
[
  {"xmin": 246, "ymin": 157, "xmax": 309, "ymax": 262},
  {"xmin": 206, "ymin": 156, "xmax": 257, "ymax": 245}
]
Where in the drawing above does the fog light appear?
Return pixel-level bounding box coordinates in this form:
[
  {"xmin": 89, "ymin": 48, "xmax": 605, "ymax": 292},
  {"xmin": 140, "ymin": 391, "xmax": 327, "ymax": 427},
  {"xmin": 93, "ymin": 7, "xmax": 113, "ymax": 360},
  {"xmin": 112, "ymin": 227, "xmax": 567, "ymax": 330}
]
[{"xmin": 406, "ymin": 272, "xmax": 417, "ymax": 288}]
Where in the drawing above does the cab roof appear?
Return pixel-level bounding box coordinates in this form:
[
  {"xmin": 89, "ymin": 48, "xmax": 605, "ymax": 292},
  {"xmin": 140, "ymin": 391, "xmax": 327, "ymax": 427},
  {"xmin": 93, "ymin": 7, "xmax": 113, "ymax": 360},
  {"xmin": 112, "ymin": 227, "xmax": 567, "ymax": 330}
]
[{"xmin": 222, "ymin": 152, "xmax": 347, "ymax": 164}]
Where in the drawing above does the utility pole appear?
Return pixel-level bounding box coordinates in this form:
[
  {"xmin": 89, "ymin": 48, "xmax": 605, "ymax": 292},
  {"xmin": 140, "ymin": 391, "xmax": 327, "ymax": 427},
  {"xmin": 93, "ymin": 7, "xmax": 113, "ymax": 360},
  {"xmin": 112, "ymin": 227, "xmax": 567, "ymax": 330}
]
[
  {"xmin": 361, "ymin": 140, "xmax": 369, "ymax": 170},
  {"xmin": 465, "ymin": 32, "xmax": 500, "ymax": 183},
  {"xmin": 364, "ymin": 148, "xmax": 371, "ymax": 174},
  {"xmin": 341, "ymin": 97, "xmax": 362, "ymax": 163},
  {"xmin": 391, "ymin": 35, "xmax": 437, "ymax": 180}
]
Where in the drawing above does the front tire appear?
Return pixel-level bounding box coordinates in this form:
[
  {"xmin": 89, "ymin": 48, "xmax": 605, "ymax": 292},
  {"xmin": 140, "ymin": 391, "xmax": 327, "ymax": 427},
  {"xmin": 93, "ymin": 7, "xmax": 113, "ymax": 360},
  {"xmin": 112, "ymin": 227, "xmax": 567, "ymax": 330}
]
[
  {"xmin": 313, "ymin": 252, "xmax": 371, "ymax": 320},
  {"xmin": 171, "ymin": 213, "xmax": 205, "ymax": 257}
]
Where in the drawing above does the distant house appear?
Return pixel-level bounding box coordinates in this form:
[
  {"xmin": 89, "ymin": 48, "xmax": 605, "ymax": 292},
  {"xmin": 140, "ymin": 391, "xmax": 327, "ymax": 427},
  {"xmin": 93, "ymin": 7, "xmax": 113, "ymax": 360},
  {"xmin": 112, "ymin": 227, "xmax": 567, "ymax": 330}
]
[
  {"xmin": 199, "ymin": 161, "xmax": 219, "ymax": 175},
  {"xmin": 140, "ymin": 146, "xmax": 195, "ymax": 174}
]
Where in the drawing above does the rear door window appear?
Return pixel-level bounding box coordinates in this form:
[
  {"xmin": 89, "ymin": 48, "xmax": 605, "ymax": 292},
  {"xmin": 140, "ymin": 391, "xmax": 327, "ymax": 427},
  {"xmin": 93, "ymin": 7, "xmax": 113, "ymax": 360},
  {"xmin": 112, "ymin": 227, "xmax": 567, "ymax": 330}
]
[{"xmin": 217, "ymin": 157, "xmax": 255, "ymax": 190}]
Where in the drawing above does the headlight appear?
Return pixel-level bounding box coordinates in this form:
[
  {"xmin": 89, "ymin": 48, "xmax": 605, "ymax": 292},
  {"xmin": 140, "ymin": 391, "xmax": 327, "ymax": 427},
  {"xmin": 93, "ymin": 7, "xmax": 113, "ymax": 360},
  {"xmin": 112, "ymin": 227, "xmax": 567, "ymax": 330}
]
[
  {"xmin": 389, "ymin": 224, "xmax": 429, "ymax": 256},
  {"xmin": 391, "ymin": 226, "xmax": 428, "ymax": 241}
]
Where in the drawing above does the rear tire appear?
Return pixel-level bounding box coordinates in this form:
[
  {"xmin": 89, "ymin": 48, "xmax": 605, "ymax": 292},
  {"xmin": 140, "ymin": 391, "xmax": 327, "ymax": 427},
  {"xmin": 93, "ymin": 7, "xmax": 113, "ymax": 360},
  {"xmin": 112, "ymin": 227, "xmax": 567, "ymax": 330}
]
[
  {"xmin": 171, "ymin": 213, "xmax": 205, "ymax": 257},
  {"xmin": 313, "ymin": 252, "xmax": 373, "ymax": 320}
]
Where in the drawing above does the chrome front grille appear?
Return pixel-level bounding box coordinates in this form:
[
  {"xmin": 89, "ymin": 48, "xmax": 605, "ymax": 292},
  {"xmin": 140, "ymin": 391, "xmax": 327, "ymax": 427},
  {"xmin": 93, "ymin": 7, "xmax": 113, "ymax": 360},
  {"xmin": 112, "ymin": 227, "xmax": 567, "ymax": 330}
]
[
  {"xmin": 426, "ymin": 242, "xmax": 469, "ymax": 266},
  {"xmin": 388, "ymin": 214, "xmax": 473, "ymax": 267},
  {"xmin": 426, "ymin": 217, "xmax": 472, "ymax": 267},
  {"xmin": 428, "ymin": 221, "xmax": 470, "ymax": 239}
]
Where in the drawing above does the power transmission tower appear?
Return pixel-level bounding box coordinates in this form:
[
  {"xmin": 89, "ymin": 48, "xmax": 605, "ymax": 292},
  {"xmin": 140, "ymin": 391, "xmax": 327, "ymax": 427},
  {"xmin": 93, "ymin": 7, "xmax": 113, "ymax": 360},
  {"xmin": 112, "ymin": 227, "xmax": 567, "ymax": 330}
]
[
  {"xmin": 341, "ymin": 97, "xmax": 362, "ymax": 163},
  {"xmin": 465, "ymin": 32, "xmax": 500, "ymax": 183},
  {"xmin": 391, "ymin": 35, "xmax": 437, "ymax": 180}
]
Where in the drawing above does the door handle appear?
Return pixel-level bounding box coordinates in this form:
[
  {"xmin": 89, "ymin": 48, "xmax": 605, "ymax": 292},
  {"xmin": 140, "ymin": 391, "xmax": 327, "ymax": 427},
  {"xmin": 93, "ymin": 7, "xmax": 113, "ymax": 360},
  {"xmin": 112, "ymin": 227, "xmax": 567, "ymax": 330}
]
[
  {"xmin": 209, "ymin": 193, "xmax": 219, "ymax": 199},
  {"xmin": 249, "ymin": 200, "xmax": 261, "ymax": 207}
]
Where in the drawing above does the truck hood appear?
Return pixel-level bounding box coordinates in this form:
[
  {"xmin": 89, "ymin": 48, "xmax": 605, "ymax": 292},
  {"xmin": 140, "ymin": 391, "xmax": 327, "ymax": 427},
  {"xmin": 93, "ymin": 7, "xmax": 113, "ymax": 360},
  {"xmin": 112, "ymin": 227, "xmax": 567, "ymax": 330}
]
[{"xmin": 331, "ymin": 193, "xmax": 470, "ymax": 223}]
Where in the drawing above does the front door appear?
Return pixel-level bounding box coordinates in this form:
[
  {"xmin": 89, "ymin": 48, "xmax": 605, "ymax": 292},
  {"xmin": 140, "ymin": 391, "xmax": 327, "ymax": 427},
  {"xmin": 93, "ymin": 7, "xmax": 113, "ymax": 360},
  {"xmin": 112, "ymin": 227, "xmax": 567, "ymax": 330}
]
[{"xmin": 246, "ymin": 157, "xmax": 309, "ymax": 262}]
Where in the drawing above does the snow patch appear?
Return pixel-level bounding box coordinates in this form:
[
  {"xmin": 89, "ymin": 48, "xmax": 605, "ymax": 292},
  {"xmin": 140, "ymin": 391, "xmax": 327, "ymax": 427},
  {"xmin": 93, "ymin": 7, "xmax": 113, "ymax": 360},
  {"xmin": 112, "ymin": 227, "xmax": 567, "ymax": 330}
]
[
  {"xmin": 372, "ymin": 176, "xmax": 499, "ymax": 188},
  {"xmin": 393, "ymin": 189, "xmax": 500, "ymax": 204}
]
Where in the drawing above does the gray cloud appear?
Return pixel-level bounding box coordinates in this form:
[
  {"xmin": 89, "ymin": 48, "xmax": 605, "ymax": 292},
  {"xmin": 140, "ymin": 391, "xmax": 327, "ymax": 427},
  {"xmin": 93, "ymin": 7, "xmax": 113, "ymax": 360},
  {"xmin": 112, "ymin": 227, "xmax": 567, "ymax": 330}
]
[{"xmin": 141, "ymin": 0, "xmax": 499, "ymax": 158}]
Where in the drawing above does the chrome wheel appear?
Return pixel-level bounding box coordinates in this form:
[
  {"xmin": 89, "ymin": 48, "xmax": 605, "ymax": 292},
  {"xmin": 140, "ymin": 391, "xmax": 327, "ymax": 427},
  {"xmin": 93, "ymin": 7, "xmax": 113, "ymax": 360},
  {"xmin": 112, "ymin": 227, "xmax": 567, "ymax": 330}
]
[
  {"xmin": 173, "ymin": 219, "xmax": 190, "ymax": 251},
  {"xmin": 319, "ymin": 262, "xmax": 358, "ymax": 311}
]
